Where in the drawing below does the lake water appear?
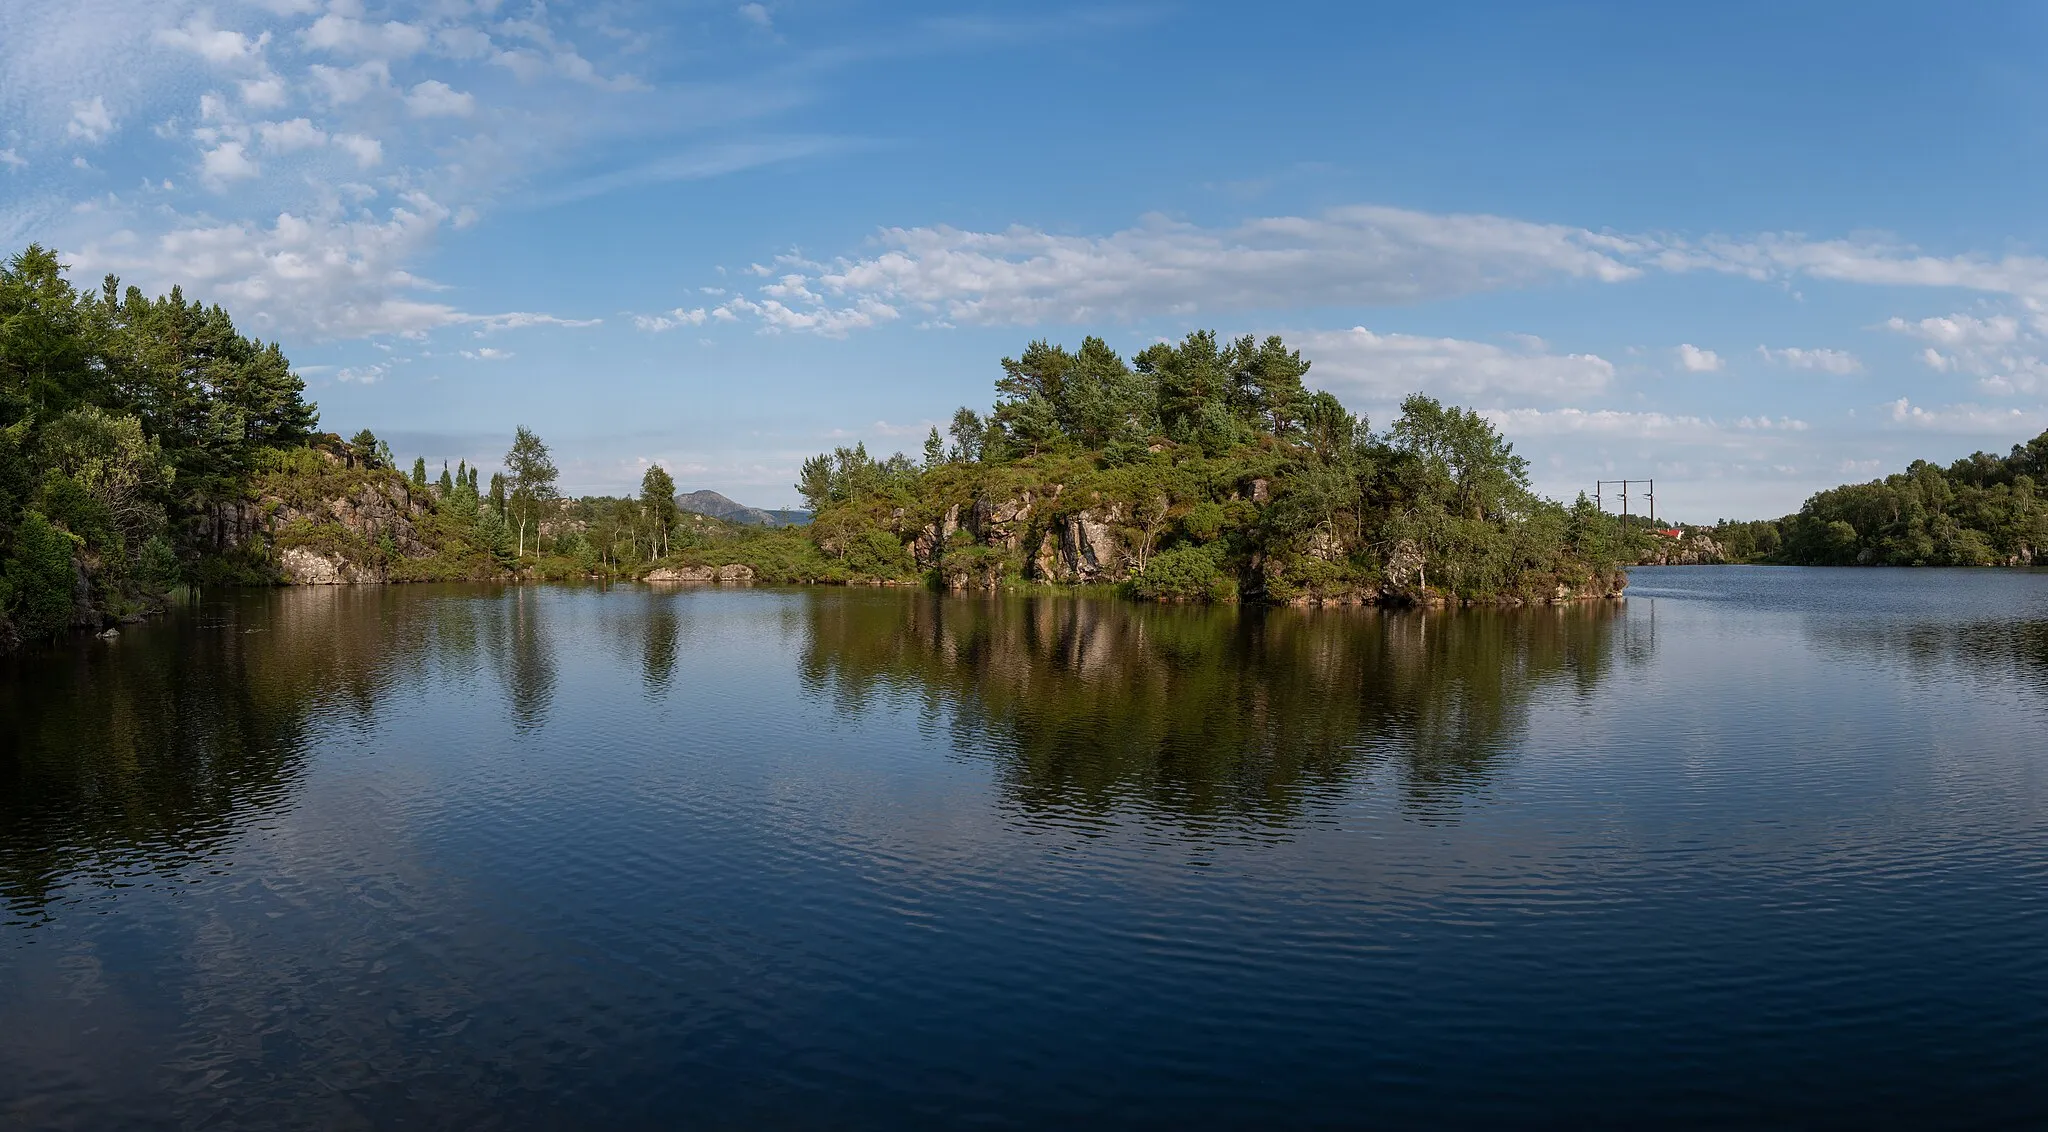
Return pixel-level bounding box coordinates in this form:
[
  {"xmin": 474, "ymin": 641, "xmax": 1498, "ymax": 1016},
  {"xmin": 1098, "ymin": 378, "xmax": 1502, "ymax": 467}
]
[{"xmin": 5, "ymin": 568, "xmax": 2048, "ymax": 1129}]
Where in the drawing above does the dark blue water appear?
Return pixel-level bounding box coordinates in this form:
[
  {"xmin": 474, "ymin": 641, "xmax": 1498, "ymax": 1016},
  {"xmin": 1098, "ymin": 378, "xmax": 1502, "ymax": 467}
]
[{"xmin": 5, "ymin": 568, "xmax": 2048, "ymax": 1128}]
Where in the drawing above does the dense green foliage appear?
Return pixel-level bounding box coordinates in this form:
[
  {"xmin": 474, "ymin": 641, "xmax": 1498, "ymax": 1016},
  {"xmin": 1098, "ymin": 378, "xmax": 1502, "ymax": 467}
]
[
  {"xmin": 1713, "ymin": 430, "xmax": 2048, "ymax": 566},
  {"xmin": 791, "ymin": 331, "xmax": 1627, "ymax": 604},
  {"xmin": 0, "ymin": 246, "xmax": 1627, "ymax": 647},
  {"xmin": 0, "ymin": 245, "xmax": 319, "ymax": 644}
]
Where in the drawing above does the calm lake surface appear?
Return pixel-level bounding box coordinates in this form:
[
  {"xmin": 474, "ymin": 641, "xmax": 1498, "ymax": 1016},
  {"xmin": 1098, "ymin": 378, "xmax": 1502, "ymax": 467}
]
[{"xmin": 5, "ymin": 567, "xmax": 2048, "ymax": 1129}]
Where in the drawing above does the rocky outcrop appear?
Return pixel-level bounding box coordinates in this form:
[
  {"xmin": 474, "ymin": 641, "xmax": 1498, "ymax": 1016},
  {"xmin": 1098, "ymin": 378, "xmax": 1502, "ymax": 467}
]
[
  {"xmin": 643, "ymin": 563, "xmax": 756, "ymax": 584},
  {"xmin": 969, "ymin": 492, "xmax": 1038, "ymax": 551},
  {"xmin": 911, "ymin": 504, "xmax": 962, "ymax": 569},
  {"xmin": 280, "ymin": 546, "xmax": 377, "ymax": 585},
  {"xmin": 197, "ymin": 474, "xmax": 431, "ymax": 582},
  {"xmin": 1637, "ymin": 532, "xmax": 1725, "ymax": 566},
  {"xmin": 645, "ymin": 565, "xmax": 717, "ymax": 583},
  {"xmin": 1046, "ymin": 506, "xmax": 1126, "ymax": 582},
  {"xmin": 1383, "ymin": 539, "xmax": 1425, "ymax": 589},
  {"xmin": 1028, "ymin": 506, "xmax": 1125, "ymax": 584}
]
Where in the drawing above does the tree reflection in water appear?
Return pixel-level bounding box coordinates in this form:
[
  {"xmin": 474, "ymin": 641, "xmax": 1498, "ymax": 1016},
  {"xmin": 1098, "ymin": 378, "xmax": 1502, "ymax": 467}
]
[
  {"xmin": 0, "ymin": 585, "xmax": 563, "ymax": 920},
  {"xmin": 798, "ymin": 593, "xmax": 1630, "ymax": 827}
]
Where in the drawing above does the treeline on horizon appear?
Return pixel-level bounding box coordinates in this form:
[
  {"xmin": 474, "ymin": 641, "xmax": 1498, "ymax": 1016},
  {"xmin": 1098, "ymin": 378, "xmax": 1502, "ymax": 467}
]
[
  {"xmin": 24, "ymin": 236, "xmax": 2041, "ymax": 649},
  {"xmin": 1714, "ymin": 432, "xmax": 2048, "ymax": 566}
]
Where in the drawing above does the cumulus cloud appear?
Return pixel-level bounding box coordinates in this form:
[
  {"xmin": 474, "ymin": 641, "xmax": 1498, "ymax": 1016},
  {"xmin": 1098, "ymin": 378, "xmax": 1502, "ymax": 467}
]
[
  {"xmin": 405, "ymin": 79, "xmax": 475, "ymax": 118},
  {"xmin": 301, "ymin": 13, "xmax": 429, "ymax": 58},
  {"xmin": 1676, "ymin": 344, "xmax": 1722, "ymax": 372},
  {"xmin": 308, "ymin": 60, "xmax": 392, "ymax": 103},
  {"xmin": 738, "ymin": 3, "xmax": 773, "ymax": 29},
  {"xmin": 1756, "ymin": 345, "xmax": 1862, "ymax": 374},
  {"xmin": 460, "ymin": 347, "xmax": 513, "ymax": 360},
  {"xmin": 721, "ymin": 294, "xmax": 899, "ymax": 337},
  {"xmin": 1886, "ymin": 311, "xmax": 2048, "ymax": 394},
  {"xmin": 1885, "ymin": 397, "xmax": 2046, "ymax": 433},
  {"xmin": 257, "ymin": 117, "xmax": 327, "ymax": 152},
  {"xmin": 1884, "ymin": 313, "xmax": 2019, "ymax": 346},
  {"xmin": 239, "ymin": 74, "xmax": 290, "ymax": 109},
  {"xmin": 0, "ymin": 0, "xmax": 662, "ymax": 339},
  {"xmin": 156, "ymin": 14, "xmax": 270, "ymax": 66},
  {"xmin": 200, "ymin": 141, "xmax": 260, "ymax": 186},
  {"xmin": 634, "ymin": 307, "xmax": 711, "ymax": 332},
  {"xmin": 67, "ymin": 96, "xmax": 113, "ymax": 143},
  {"xmin": 1290, "ymin": 327, "xmax": 1613, "ymax": 403},
  {"xmin": 333, "ymin": 133, "xmax": 383, "ymax": 168}
]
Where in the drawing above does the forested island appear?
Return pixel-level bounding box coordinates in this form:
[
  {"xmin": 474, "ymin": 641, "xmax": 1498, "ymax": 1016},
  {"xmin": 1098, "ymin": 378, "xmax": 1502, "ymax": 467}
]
[
  {"xmin": 1, "ymin": 245, "xmax": 1654, "ymax": 647},
  {"xmin": 31, "ymin": 238, "xmax": 2047, "ymax": 650}
]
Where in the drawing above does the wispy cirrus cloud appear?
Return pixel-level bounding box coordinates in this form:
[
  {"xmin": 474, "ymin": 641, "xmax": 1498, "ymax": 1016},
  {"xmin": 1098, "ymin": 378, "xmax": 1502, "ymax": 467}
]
[
  {"xmin": 0, "ymin": 0, "xmax": 854, "ymax": 341},
  {"xmin": 702, "ymin": 207, "xmax": 2048, "ymax": 339}
]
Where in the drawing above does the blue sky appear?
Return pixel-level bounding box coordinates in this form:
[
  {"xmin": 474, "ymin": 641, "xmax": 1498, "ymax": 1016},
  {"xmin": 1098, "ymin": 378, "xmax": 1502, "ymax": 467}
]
[{"xmin": 8, "ymin": 1, "xmax": 2048, "ymax": 519}]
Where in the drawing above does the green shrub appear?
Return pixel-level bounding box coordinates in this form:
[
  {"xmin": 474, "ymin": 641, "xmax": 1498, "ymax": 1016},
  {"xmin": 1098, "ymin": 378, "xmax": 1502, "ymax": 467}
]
[
  {"xmin": 6, "ymin": 511, "xmax": 78, "ymax": 639},
  {"xmin": 1130, "ymin": 543, "xmax": 1235, "ymax": 602}
]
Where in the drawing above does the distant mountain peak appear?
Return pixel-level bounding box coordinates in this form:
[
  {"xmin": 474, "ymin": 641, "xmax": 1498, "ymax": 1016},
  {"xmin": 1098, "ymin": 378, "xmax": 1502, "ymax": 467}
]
[{"xmin": 675, "ymin": 489, "xmax": 811, "ymax": 528}]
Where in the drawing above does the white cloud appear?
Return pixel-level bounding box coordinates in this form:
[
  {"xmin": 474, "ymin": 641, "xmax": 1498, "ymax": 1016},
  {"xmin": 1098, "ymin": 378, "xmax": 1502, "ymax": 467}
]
[
  {"xmin": 200, "ymin": 141, "xmax": 260, "ymax": 185},
  {"xmin": 0, "ymin": 149, "xmax": 23, "ymax": 170},
  {"xmin": 436, "ymin": 26, "xmax": 495, "ymax": 59},
  {"xmin": 728, "ymin": 206, "xmax": 1647, "ymax": 330},
  {"xmin": 1676, "ymin": 343, "xmax": 1722, "ymax": 372},
  {"xmin": 722, "ymin": 209, "xmax": 2048, "ymax": 344},
  {"xmin": 1885, "ymin": 397, "xmax": 2046, "ymax": 433},
  {"xmin": 239, "ymin": 73, "xmax": 290, "ymax": 109},
  {"xmin": 335, "ymin": 362, "xmax": 388, "ymax": 384},
  {"xmin": 308, "ymin": 60, "xmax": 392, "ymax": 103},
  {"xmin": 405, "ymin": 80, "xmax": 475, "ymax": 118},
  {"xmin": 301, "ymin": 13, "xmax": 428, "ymax": 59},
  {"xmin": 1886, "ymin": 312, "xmax": 2048, "ymax": 393},
  {"xmin": 738, "ymin": 3, "xmax": 773, "ymax": 29},
  {"xmin": 719, "ymin": 295, "xmax": 900, "ymax": 337},
  {"xmin": 256, "ymin": 117, "xmax": 326, "ymax": 152},
  {"xmin": 1482, "ymin": 407, "xmax": 1769, "ymax": 442},
  {"xmin": 334, "ymin": 133, "xmax": 383, "ymax": 168},
  {"xmin": 460, "ymin": 347, "xmax": 513, "ymax": 360},
  {"xmin": 634, "ymin": 307, "xmax": 711, "ymax": 332},
  {"xmin": 1734, "ymin": 415, "xmax": 1810, "ymax": 431},
  {"xmin": 69, "ymin": 197, "xmax": 466, "ymax": 338},
  {"xmin": 471, "ymin": 313, "xmax": 603, "ymax": 333},
  {"xmin": 67, "ymin": 96, "xmax": 114, "ymax": 143},
  {"xmin": 1291, "ymin": 327, "xmax": 1614, "ymax": 403},
  {"xmin": 156, "ymin": 14, "xmax": 270, "ymax": 66},
  {"xmin": 1883, "ymin": 313, "xmax": 2019, "ymax": 347},
  {"xmin": 1756, "ymin": 345, "xmax": 1862, "ymax": 374}
]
